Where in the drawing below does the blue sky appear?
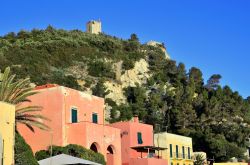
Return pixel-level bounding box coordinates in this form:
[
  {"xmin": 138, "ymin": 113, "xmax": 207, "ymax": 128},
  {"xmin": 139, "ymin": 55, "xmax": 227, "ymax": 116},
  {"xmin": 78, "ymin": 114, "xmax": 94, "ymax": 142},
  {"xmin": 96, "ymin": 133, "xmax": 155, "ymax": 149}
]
[{"xmin": 1, "ymin": 0, "xmax": 250, "ymax": 98}]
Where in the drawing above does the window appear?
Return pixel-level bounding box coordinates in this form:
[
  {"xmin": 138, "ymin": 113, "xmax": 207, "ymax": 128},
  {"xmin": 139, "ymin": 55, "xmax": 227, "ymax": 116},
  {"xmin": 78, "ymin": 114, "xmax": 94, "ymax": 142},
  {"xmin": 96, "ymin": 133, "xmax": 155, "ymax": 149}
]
[
  {"xmin": 71, "ymin": 108, "xmax": 78, "ymax": 123},
  {"xmin": 92, "ymin": 113, "xmax": 98, "ymax": 124},
  {"xmin": 176, "ymin": 145, "xmax": 179, "ymax": 158},
  {"xmin": 137, "ymin": 132, "xmax": 143, "ymax": 144},
  {"xmin": 188, "ymin": 147, "xmax": 191, "ymax": 159},
  {"xmin": 170, "ymin": 144, "xmax": 173, "ymax": 158},
  {"xmin": 182, "ymin": 146, "xmax": 185, "ymax": 159}
]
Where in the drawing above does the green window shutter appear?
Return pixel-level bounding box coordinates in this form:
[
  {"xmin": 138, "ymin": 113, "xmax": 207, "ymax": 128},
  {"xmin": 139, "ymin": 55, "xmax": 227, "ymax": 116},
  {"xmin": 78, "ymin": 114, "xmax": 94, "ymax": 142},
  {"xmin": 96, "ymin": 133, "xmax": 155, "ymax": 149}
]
[
  {"xmin": 71, "ymin": 109, "xmax": 78, "ymax": 123},
  {"xmin": 182, "ymin": 146, "xmax": 185, "ymax": 159},
  {"xmin": 188, "ymin": 147, "xmax": 190, "ymax": 159},
  {"xmin": 170, "ymin": 144, "xmax": 173, "ymax": 158},
  {"xmin": 176, "ymin": 145, "xmax": 178, "ymax": 158},
  {"xmin": 92, "ymin": 113, "xmax": 98, "ymax": 124},
  {"xmin": 137, "ymin": 132, "xmax": 143, "ymax": 144}
]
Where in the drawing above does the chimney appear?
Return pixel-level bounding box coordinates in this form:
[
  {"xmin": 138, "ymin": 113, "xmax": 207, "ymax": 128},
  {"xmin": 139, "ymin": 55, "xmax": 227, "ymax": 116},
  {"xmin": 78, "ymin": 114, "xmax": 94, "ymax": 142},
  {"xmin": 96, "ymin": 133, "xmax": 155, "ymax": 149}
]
[{"xmin": 133, "ymin": 115, "xmax": 139, "ymax": 123}]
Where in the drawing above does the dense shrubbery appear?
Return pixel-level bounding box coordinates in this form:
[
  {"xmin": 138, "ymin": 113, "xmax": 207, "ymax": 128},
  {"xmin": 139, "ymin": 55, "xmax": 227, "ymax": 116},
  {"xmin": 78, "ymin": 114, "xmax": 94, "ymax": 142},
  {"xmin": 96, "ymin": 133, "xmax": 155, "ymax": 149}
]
[
  {"xmin": 15, "ymin": 132, "xmax": 39, "ymax": 165},
  {"xmin": 35, "ymin": 144, "xmax": 106, "ymax": 165},
  {"xmin": 88, "ymin": 60, "xmax": 115, "ymax": 79},
  {"xmin": 0, "ymin": 26, "xmax": 146, "ymax": 89}
]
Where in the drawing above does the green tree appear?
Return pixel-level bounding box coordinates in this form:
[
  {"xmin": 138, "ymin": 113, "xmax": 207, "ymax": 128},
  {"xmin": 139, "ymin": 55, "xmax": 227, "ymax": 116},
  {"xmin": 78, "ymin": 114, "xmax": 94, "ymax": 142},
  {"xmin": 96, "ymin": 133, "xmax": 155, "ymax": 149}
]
[
  {"xmin": 15, "ymin": 132, "xmax": 39, "ymax": 165},
  {"xmin": 206, "ymin": 74, "xmax": 222, "ymax": 90},
  {"xmin": 35, "ymin": 144, "xmax": 106, "ymax": 165},
  {"xmin": 91, "ymin": 79, "xmax": 109, "ymax": 97}
]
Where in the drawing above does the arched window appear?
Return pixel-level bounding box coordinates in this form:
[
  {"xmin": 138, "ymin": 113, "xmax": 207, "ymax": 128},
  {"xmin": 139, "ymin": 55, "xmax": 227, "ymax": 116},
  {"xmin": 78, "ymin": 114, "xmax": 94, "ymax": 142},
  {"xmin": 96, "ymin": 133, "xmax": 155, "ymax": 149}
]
[
  {"xmin": 107, "ymin": 145, "xmax": 115, "ymax": 154},
  {"xmin": 90, "ymin": 142, "xmax": 100, "ymax": 153}
]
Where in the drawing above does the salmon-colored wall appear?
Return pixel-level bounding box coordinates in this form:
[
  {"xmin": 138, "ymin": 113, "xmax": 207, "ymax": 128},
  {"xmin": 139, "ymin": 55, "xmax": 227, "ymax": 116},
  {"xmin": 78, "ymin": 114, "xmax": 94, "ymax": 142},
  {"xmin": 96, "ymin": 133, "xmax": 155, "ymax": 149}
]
[
  {"xmin": 63, "ymin": 87, "xmax": 104, "ymax": 125},
  {"xmin": 18, "ymin": 87, "xmax": 64, "ymax": 152},
  {"xmin": 130, "ymin": 158, "xmax": 168, "ymax": 165},
  {"xmin": 109, "ymin": 122, "xmax": 130, "ymax": 164},
  {"xmin": 109, "ymin": 118, "xmax": 154, "ymax": 165},
  {"xmin": 18, "ymin": 85, "xmax": 121, "ymax": 165}
]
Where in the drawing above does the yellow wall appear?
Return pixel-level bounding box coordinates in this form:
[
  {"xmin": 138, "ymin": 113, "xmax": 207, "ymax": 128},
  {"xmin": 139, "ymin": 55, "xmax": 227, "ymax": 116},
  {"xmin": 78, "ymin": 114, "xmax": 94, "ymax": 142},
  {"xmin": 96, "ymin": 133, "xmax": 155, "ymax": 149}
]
[
  {"xmin": 154, "ymin": 132, "xmax": 194, "ymax": 165},
  {"xmin": 0, "ymin": 102, "xmax": 15, "ymax": 165}
]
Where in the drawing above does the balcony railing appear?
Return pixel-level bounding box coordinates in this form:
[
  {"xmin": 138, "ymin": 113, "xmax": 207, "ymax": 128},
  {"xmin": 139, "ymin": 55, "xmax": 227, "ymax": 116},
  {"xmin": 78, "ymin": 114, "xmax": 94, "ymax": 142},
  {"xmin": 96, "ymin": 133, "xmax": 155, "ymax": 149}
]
[{"xmin": 170, "ymin": 153, "xmax": 192, "ymax": 160}]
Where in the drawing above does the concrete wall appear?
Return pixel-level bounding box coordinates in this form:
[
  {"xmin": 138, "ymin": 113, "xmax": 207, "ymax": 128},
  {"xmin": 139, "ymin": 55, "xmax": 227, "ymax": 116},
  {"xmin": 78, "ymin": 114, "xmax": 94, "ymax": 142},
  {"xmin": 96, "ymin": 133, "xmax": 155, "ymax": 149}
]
[
  {"xmin": 154, "ymin": 132, "xmax": 194, "ymax": 165},
  {"xmin": 0, "ymin": 102, "xmax": 15, "ymax": 165}
]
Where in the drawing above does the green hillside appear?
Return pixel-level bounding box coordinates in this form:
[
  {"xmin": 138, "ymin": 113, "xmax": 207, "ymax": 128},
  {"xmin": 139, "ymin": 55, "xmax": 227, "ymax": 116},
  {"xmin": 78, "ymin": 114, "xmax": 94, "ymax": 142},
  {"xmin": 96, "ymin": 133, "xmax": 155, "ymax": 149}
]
[{"xmin": 1, "ymin": 26, "xmax": 250, "ymax": 162}]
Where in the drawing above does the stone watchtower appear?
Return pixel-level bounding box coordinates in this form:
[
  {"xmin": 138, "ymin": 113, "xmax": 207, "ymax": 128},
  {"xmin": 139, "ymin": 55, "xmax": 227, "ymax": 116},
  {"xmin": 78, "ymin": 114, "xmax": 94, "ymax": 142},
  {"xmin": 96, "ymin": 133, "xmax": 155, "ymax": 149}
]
[{"xmin": 86, "ymin": 20, "xmax": 102, "ymax": 34}]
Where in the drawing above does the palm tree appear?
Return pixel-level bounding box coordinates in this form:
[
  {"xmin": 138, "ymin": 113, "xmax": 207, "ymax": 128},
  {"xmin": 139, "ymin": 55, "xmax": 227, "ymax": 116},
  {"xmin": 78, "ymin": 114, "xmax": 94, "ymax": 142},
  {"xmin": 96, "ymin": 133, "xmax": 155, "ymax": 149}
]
[
  {"xmin": 194, "ymin": 154, "xmax": 205, "ymax": 165},
  {"xmin": 0, "ymin": 67, "xmax": 49, "ymax": 132}
]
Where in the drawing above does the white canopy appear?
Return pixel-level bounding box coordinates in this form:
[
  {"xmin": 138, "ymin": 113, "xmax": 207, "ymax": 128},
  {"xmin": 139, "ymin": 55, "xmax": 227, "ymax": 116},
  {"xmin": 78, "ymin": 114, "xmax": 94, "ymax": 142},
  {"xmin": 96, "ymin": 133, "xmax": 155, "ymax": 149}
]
[{"xmin": 38, "ymin": 154, "xmax": 102, "ymax": 165}]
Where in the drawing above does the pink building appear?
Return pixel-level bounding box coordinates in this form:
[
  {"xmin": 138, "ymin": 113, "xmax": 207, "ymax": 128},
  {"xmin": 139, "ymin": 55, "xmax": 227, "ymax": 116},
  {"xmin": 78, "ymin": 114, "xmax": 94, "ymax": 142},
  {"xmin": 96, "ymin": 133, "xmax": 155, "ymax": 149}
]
[
  {"xmin": 109, "ymin": 117, "xmax": 168, "ymax": 165},
  {"xmin": 18, "ymin": 84, "xmax": 121, "ymax": 165}
]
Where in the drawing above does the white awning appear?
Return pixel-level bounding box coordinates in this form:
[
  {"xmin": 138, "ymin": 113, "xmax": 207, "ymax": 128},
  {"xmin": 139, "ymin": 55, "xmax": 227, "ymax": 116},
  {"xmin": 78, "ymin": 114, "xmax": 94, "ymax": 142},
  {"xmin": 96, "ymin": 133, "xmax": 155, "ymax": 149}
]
[{"xmin": 38, "ymin": 154, "xmax": 102, "ymax": 165}]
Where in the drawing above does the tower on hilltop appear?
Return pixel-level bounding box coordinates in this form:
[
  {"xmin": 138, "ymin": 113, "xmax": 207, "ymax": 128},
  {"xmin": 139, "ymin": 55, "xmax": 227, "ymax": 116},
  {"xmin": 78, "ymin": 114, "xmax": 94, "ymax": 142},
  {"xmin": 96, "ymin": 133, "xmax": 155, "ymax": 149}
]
[{"xmin": 86, "ymin": 20, "xmax": 102, "ymax": 34}]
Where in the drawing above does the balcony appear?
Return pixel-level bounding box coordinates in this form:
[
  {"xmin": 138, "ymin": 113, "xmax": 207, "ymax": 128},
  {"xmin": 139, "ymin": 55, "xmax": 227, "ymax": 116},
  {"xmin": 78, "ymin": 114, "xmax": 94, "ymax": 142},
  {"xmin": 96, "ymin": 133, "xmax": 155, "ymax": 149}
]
[
  {"xmin": 130, "ymin": 146, "xmax": 168, "ymax": 165},
  {"xmin": 171, "ymin": 153, "xmax": 192, "ymax": 160}
]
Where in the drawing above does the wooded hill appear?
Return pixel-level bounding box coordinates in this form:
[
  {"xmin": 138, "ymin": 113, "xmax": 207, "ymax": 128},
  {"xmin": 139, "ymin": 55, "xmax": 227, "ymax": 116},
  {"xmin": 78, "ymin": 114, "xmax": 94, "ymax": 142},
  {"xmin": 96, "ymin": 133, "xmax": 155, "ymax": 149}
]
[{"xmin": 1, "ymin": 26, "xmax": 250, "ymax": 162}]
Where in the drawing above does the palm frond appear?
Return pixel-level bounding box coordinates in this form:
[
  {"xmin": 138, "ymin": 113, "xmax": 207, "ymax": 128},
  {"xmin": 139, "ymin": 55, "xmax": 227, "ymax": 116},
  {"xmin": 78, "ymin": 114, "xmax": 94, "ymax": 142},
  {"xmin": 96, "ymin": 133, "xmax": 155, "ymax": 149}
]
[
  {"xmin": 0, "ymin": 67, "xmax": 50, "ymax": 132},
  {"xmin": 16, "ymin": 106, "xmax": 42, "ymax": 113}
]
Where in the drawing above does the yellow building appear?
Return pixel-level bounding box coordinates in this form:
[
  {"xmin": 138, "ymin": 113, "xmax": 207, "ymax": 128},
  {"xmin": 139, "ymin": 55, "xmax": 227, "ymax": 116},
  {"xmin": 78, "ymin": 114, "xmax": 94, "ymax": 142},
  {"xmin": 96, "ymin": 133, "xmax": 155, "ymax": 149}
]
[
  {"xmin": 0, "ymin": 102, "xmax": 15, "ymax": 165},
  {"xmin": 154, "ymin": 132, "xmax": 194, "ymax": 165},
  {"xmin": 86, "ymin": 20, "xmax": 102, "ymax": 34},
  {"xmin": 214, "ymin": 163, "xmax": 248, "ymax": 165}
]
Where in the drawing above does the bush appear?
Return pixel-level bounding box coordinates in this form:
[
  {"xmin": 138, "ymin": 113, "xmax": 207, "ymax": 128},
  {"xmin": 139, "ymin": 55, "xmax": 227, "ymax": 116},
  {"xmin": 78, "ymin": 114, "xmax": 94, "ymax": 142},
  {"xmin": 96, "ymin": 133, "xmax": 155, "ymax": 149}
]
[
  {"xmin": 88, "ymin": 60, "xmax": 115, "ymax": 79},
  {"xmin": 35, "ymin": 144, "xmax": 106, "ymax": 165},
  {"xmin": 15, "ymin": 132, "xmax": 39, "ymax": 165}
]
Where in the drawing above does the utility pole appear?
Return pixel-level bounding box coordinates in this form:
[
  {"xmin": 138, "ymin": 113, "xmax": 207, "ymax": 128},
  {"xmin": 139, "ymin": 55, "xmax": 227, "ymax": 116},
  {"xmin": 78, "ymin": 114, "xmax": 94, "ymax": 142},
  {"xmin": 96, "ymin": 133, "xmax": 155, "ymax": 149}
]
[{"xmin": 50, "ymin": 130, "xmax": 53, "ymax": 165}]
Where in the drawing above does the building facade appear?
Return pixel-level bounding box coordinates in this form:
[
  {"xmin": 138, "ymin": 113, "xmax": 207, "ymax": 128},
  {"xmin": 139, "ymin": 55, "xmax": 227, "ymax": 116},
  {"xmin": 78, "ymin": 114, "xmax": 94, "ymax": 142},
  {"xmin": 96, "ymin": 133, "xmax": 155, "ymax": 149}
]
[
  {"xmin": 0, "ymin": 102, "xmax": 15, "ymax": 165},
  {"xmin": 154, "ymin": 133, "xmax": 194, "ymax": 165},
  {"xmin": 18, "ymin": 84, "xmax": 121, "ymax": 165},
  {"xmin": 110, "ymin": 117, "xmax": 168, "ymax": 165},
  {"xmin": 86, "ymin": 20, "xmax": 102, "ymax": 34}
]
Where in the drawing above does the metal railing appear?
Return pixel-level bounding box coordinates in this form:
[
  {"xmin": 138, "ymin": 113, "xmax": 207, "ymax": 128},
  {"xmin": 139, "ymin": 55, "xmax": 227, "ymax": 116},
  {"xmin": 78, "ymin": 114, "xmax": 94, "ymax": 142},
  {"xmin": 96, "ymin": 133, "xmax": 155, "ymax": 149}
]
[{"xmin": 170, "ymin": 153, "xmax": 192, "ymax": 160}]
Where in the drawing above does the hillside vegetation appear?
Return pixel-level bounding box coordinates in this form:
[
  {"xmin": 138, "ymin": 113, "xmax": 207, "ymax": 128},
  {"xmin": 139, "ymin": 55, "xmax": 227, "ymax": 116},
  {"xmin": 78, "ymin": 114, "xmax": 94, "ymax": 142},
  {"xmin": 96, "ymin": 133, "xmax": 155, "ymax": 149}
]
[{"xmin": 1, "ymin": 26, "xmax": 250, "ymax": 162}]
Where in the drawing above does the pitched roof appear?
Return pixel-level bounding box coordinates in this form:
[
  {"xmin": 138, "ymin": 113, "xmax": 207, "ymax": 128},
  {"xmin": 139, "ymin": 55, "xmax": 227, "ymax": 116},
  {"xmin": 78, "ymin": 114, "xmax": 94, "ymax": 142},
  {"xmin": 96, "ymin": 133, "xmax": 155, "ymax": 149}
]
[{"xmin": 38, "ymin": 154, "xmax": 102, "ymax": 165}]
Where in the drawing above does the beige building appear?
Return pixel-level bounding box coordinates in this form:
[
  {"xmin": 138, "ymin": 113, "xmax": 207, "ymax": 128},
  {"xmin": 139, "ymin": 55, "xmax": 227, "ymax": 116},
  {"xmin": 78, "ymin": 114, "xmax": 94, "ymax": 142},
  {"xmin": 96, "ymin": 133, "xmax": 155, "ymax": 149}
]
[
  {"xmin": 86, "ymin": 20, "xmax": 102, "ymax": 34},
  {"xmin": 154, "ymin": 132, "xmax": 194, "ymax": 165},
  {"xmin": 0, "ymin": 102, "xmax": 15, "ymax": 165}
]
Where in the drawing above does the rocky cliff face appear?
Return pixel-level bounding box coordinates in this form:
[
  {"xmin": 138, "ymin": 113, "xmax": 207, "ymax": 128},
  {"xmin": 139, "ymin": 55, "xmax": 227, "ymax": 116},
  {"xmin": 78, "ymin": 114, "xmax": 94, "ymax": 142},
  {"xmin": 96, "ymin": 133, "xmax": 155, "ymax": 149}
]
[{"xmin": 104, "ymin": 58, "xmax": 151, "ymax": 105}]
